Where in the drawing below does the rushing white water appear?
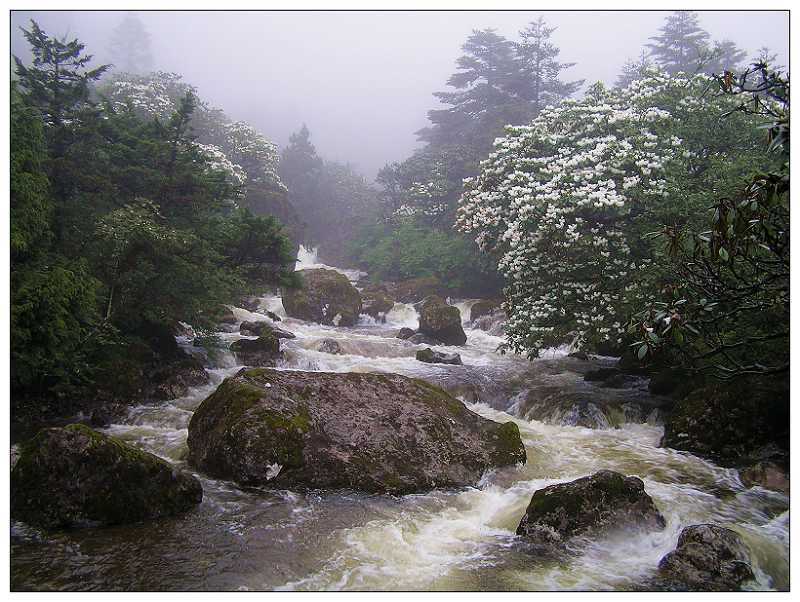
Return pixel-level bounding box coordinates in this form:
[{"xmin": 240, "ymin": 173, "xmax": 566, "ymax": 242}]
[{"xmin": 10, "ymin": 262, "xmax": 790, "ymax": 591}]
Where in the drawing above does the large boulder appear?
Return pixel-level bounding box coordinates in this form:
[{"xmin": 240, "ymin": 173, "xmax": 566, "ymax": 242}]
[
  {"xmin": 240, "ymin": 320, "xmax": 295, "ymax": 339},
  {"xmin": 187, "ymin": 368, "xmax": 526, "ymax": 493},
  {"xmin": 149, "ymin": 355, "xmax": 209, "ymax": 401},
  {"xmin": 11, "ymin": 424, "xmax": 202, "ymax": 530},
  {"xmin": 418, "ymin": 296, "xmax": 467, "ymax": 346},
  {"xmin": 230, "ymin": 334, "xmax": 282, "ymax": 366},
  {"xmin": 360, "ymin": 285, "xmax": 395, "ymax": 322},
  {"xmin": 396, "ymin": 327, "xmax": 416, "ymax": 340},
  {"xmin": 655, "ymin": 524, "xmax": 755, "ymax": 591},
  {"xmin": 516, "ymin": 470, "xmax": 665, "ymax": 549},
  {"xmin": 416, "ymin": 348, "xmax": 463, "ymax": 365},
  {"xmin": 661, "ymin": 376, "xmax": 789, "ymax": 468},
  {"xmin": 469, "ymin": 299, "xmax": 500, "ymax": 322},
  {"xmin": 282, "ymin": 268, "xmax": 362, "ymax": 326}
]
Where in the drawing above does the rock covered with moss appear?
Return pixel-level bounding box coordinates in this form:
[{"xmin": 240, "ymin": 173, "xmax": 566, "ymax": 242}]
[
  {"xmin": 281, "ymin": 268, "xmax": 362, "ymax": 326},
  {"xmin": 516, "ymin": 470, "xmax": 665, "ymax": 548},
  {"xmin": 240, "ymin": 320, "xmax": 295, "ymax": 339},
  {"xmin": 661, "ymin": 376, "xmax": 789, "ymax": 468},
  {"xmin": 229, "ymin": 334, "xmax": 282, "ymax": 366},
  {"xmin": 655, "ymin": 524, "xmax": 754, "ymax": 591},
  {"xmin": 187, "ymin": 368, "xmax": 525, "ymax": 493},
  {"xmin": 416, "ymin": 347, "xmax": 463, "ymax": 365},
  {"xmin": 360, "ymin": 285, "xmax": 395, "ymax": 322},
  {"xmin": 11, "ymin": 424, "xmax": 202, "ymax": 530},
  {"xmin": 418, "ymin": 296, "xmax": 467, "ymax": 346}
]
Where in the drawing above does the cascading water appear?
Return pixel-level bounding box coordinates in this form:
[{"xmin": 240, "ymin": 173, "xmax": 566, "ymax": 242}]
[{"xmin": 10, "ymin": 258, "xmax": 789, "ymax": 591}]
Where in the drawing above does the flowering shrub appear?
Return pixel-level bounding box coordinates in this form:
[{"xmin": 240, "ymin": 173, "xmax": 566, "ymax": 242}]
[
  {"xmin": 457, "ymin": 72, "xmax": 770, "ymax": 356},
  {"xmin": 101, "ymin": 72, "xmax": 284, "ymax": 193}
]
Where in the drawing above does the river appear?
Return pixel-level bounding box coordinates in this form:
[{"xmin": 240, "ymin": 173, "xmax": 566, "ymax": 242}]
[{"xmin": 10, "ymin": 249, "xmax": 790, "ymax": 591}]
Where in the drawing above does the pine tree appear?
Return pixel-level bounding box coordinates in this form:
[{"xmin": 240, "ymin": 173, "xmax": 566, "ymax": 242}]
[
  {"xmin": 417, "ymin": 29, "xmax": 522, "ymax": 153},
  {"xmin": 616, "ymin": 51, "xmax": 654, "ymax": 88},
  {"xmin": 704, "ymin": 39, "xmax": 748, "ymax": 74},
  {"xmin": 514, "ymin": 17, "xmax": 584, "ymax": 114},
  {"xmin": 13, "ymin": 20, "xmax": 109, "ymax": 127},
  {"xmin": 107, "ymin": 12, "xmax": 154, "ymax": 74},
  {"xmin": 646, "ymin": 11, "xmax": 712, "ymax": 75}
]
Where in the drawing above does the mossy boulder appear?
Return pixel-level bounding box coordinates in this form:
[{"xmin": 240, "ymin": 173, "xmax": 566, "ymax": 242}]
[
  {"xmin": 240, "ymin": 320, "xmax": 295, "ymax": 339},
  {"xmin": 229, "ymin": 334, "xmax": 282, "ymax": 366},
  {"xmin": 661, "ymin": 376, "xmax": 789, "ymax": 467},
  {"xmin": 418, "ymin": 296, "xmax": 467, "ymax": 346},
  {"xmin": 655, "ymin": 524, "xmax": 754, "ymax": 591},
  {"xmin": 516, "ymin": 470, "xmax": 665, "ymax": 549},
  {"xmin": 187, "ymin": 368, "xmax": 526, "ymax": 493},
  {"xmin": 281, "ymin": 268, "xmax": 362, "ymax": 326},
  {"xmin": 361, "ymin": 286, "xmax": 395, "ymax": 322},
  {"xmin": 469, "ymin": 299, "xmax": 500, "ymax": 322},
  {"xmin": 11, "ymin": 424, "xmax": 202, "ymax": 530}
]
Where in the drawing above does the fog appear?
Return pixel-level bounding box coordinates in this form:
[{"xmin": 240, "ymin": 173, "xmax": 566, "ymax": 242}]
[{"xmin": 11, "ymin": 10, "xmax": 789, "ymax": 179}]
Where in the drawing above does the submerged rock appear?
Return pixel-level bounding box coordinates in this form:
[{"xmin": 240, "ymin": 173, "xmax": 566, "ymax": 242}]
[
  {"xmin": 230, "ymin": 335, "xmax": 282, "ymax": 366},
  {"xmin": 317, "ymin": 338, "xmax": 342, "ymax": 355},
  {"xmin": 407, "ymin": 332, "xmax": 442, "ymax": 346},
  {"xmin": 187, "ymin": 368, "xmax": 526, "ymax": 493},
  {"xmin": 418, "ymin": 296, "xmax": 467, "ymax": 346},
  {"xmin": 516, "ymin": 470, "xmax": 665, "ymax": 549},
  {"xmin": 240, "ymin": 320, "xmax": 295, "ymax": 339},
  {"xmin": 282, "ymin": 268, "xmax": 362, "ymax": 327},
  {"xmin": 396, "ymin": 327, "xmax": 416, "ymax": 340},
  {"xmin": 416, "ymin": 347, "xmax": 463, "ymax": 365},
  {"xmin": 11, "ymin": 424, "xmax": 202, "ymax": 530},
  {"xmin": 656, "ymin": 524, "xmax": 754, "ymax": 591}
]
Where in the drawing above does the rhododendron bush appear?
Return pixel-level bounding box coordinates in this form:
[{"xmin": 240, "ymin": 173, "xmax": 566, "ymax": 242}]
[{"xmin": 457, "ymin": 72, "xmax": 772, "ymax": 357}]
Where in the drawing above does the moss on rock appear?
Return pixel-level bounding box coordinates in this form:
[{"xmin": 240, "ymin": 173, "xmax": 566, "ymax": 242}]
[
  {"xmin": 281, "ymin": 268, "xmax": 362, "ymax": 326},
  {"xmin": 11, "ymin": 424, "xmax": 202, "ymax": 530}
]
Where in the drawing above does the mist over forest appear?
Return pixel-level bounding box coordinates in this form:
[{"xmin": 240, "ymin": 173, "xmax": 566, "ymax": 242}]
[
  {"xmin": 11, "ymin": 10, "xmax": 788, "ymax": 177},
  {"xmin": 9, "ymin": 9, "xmax": 790, "ymax": 593}
]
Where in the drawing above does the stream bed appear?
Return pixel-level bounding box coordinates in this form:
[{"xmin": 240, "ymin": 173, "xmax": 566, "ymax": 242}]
[{"xmin": 10, "ymin": 253, "xmax": 790, "ymax": 591}]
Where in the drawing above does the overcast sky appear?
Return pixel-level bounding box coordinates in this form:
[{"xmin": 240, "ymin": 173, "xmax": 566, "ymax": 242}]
[{"xmin": 11, "ymin": 10, "xmax": 789, "ymax": 179}]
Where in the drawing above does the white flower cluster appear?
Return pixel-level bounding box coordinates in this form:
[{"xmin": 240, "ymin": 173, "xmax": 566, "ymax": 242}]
[
  {"xmin": 101, "ymin": 72, "xmax": 285, "ymax": 193},
  {"xmin": 457, "ymin": 72, "xmax": 727, "ymax": 355}
]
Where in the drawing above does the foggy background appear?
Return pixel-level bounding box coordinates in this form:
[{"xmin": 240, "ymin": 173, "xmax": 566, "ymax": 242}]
[{"xmin": 10, "ymin": 10, "xmax": 789, "ymax": 179}]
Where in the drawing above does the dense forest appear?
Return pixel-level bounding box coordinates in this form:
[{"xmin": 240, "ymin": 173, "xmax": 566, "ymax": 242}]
[{"xmin": 10, "ymin": 10, "xmax": 790, "ymax": 593}]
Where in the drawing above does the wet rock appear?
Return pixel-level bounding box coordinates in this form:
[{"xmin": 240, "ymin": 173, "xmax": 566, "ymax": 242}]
[
  {"xmin": 282, "ymin": 268, "xmax": 362, "ymax": 327},
  {"xmin": 396, "ymin": 327, "xmax": 416, "ymax": 340},
  {"xmin": 266, "ymin": 310, "xmax": 282, "ymax": 322},
  {"xmin": 149, "ymin": 356, "xmax": 209, "ymax": 400},
  {"xmin": 416, "ymin": 347, "xmax": 463, "ymax": 365},
  {"xmin": 568, "ymin": 351, "xmax": 589, "ymax": 361},
  {"xmin": 469, "ymin": 299, "xmax": 499, "ymax": 322},
  {"xmin": 89, "ymin": 403, "xmax": 128, "ymax": 428},
  {"xmin": 239, "ymin": 295, "xmax": 261, "ymax": 312},
  {"xmin": 656, "ymin": 524, "xmax": 754, "ymax": 591},
  {"xmin": 230, "ymin": 334, "xmax": 282, "ymax": 366},
  {"xmin": 11, "ymin": 424, "xmax": 202, "ymax": 530},
  {"xmin": 407, "ymin": 332, "xmax": 442, "ymax": 346},
  {"xmin": 240, "ymin": 320, "xmax": 296, "ymax": 339},
  {"xmin": 361, "ymin": 286, "xmax": 395, "ymax": 322},
  {"xmin": 661, "ymin": 376, "xmax": 789, "ymax": 467},
  {"xmin": 215, "ymin": 305, "xmax": 238, "ymax": 326},
  {"xmin": 317, "ymin": 338, "xmax": 342, "ymax": 355},
  {"xmin": 516, "ymin": 470, "xmax": 665, "ymax": 549},
  {"xmin": 390, "ymin": 276, "xmax": 448, "ymax": 303},
  {"xmin": 739, "ymin": 461, "xmax": 789, "ymax": 493},
  {"xmin": 187, "ymin": 368, "xmax": 526, "ymax": 493},
  {"xmin": 418, "ymin": 296, "xmax": 467, "ymax": 346},
  {"xmin": 584, "ymin": 368, "xmax": 621, "ymax": 382}
]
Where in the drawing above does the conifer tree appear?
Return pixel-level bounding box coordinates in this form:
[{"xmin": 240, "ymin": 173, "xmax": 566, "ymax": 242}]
[
  {"xmin": 515, "ymin": 17, "xmax": 584, "ymax": 114},
  {"xmin": 616, "ymin": 51, "xmax": 654, "ymax": 88},
  {"xmin": 646, "ymin": 11, "xmax": 712, "ymax": 75},
  {"xmin": 107, "ymin": 12, "xmax": 154, "ymax": 74},
  {"xmin": 13, "ymin": 20, "xmax": 109, "ymax": 127}
]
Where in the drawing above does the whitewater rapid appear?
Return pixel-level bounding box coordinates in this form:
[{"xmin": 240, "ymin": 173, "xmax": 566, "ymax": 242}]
[{"xmin": 10, "ymin": 247, "xmax": 790, "ymax": 591}]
